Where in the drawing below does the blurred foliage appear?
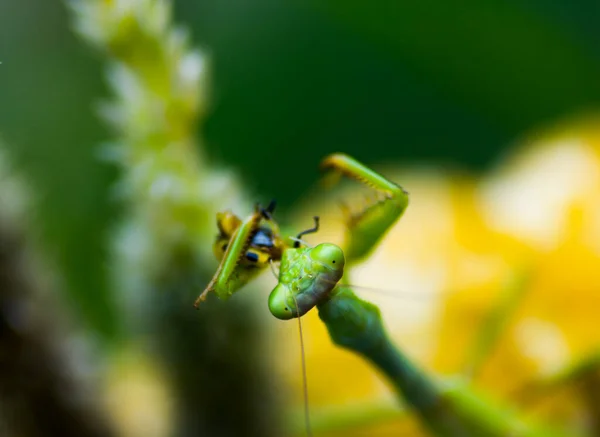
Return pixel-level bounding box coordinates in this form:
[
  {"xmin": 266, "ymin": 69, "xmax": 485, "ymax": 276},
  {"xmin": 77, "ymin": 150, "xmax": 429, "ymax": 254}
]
[
  {"xmin": 2, "ymin": 0, "xmax": 600, "ymax": 340},
  {"xmin": 176, "ymin": 0, "xmax": 600, "ymax": 198},
  {"xmin": 66, "ymin": 1, "xmax": 280, "ymax": 437},
  {"xmin": 0, "ymin": 0, "xmax": 116, "ymax": 341},
  {"xmin": 0, "ymin": 144, "xmax": 116, "ymax": 437},
  {"xmin": 2, "ymin": 0, "xmax": 600, "ymax": 436}
]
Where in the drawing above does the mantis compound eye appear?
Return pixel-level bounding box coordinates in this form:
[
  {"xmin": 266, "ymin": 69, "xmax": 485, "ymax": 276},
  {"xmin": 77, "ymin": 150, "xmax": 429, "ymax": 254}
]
[
  {"xmin": 268, "ymin": 284, "xmax": 295, "ymax": 320},
  {"xmin": 309, "ymin": 243, "xmax": 345, "ymax": 271}
]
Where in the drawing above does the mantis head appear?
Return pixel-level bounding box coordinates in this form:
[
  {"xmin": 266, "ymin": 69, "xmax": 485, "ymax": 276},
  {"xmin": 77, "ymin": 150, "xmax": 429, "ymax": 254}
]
[{"xmin": 268, "ymin": 243, "xmax": 345, "ymax": 320}]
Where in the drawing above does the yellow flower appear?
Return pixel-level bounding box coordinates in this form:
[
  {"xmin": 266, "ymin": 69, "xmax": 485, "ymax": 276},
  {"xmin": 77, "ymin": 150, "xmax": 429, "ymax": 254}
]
[{"xmin": 277, "ymin": 115, "xmax": 600, "ymax": 436}]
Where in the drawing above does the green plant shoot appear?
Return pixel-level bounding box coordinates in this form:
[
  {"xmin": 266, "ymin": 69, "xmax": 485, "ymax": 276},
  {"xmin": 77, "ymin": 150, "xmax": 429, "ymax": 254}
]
[{"xmin": 196, "ymin": 153, "xmax": 577, "ymax": 437}]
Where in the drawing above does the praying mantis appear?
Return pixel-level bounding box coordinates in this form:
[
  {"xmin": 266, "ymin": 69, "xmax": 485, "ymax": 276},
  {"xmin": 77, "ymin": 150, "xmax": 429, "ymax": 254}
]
[{"xmin": 195, "ymin": 153, "xmax": 581, "ymax": 437}]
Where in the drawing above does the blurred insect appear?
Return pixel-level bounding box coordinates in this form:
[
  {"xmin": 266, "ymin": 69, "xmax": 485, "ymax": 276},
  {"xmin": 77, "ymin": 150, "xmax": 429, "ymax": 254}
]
[{"xmin": 196, "ymin": 154, "xmax": 581, "ymax": 437}]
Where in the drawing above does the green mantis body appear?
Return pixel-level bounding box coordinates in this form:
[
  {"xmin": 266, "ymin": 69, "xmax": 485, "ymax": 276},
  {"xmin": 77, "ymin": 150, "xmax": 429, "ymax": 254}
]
[{"xmin": 197, "ymin": 154, "xmax": 577, "ymax": 437}]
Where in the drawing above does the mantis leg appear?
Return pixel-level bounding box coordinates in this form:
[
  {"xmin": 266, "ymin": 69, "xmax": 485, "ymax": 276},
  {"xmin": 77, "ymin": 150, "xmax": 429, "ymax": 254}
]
[
  {"xmin": 320, "ymin": 153, "xmax": 409, "ymax": 264},
  {"xmin": 194, "ymin": 207, "xmax": 263, "ymax": 305}
]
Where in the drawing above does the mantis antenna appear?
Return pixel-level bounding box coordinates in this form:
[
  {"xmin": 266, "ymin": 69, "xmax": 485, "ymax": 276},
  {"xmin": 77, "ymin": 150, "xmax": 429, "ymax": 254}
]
[
  {"xmin": 322, "ymin": 280, "xmax": 444, "ymax": 301},
  {"xmin": 291, "ymin": 291, "xmax": 312, "ymax": 437},
  {"xmin": 268, "ymin": 258, "xmax": 279, "ymax": 278},
  {"xmin": 268, "ymin": 259, "xmax": 312, "ymax": 436}
]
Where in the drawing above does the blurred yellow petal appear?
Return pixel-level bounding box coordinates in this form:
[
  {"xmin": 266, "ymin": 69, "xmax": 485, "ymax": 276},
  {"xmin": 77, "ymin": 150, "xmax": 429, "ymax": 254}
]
[{"xmin": 274, "ymin": 118, "xmax": 600, "ymax": 435}]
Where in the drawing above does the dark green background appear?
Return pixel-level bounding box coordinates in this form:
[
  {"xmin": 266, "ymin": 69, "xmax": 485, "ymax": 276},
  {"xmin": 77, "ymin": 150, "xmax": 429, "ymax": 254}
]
[{"xmin": 1, "ymin": 0, "xmax": 599, "ymax": 341}]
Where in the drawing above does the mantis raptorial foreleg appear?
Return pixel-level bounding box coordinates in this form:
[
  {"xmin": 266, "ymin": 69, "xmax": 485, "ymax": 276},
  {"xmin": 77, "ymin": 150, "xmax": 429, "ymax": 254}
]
[
  {"xmin": 196, "ymin": 154, "xmax": 578, "ymax": 437},
  {"xmin": 320, "ymin": 153, "xmax": 409, "ymax": 264}
]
